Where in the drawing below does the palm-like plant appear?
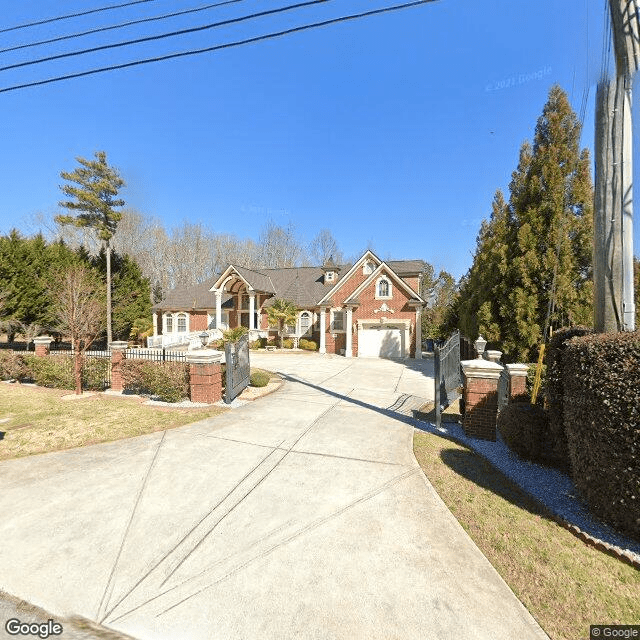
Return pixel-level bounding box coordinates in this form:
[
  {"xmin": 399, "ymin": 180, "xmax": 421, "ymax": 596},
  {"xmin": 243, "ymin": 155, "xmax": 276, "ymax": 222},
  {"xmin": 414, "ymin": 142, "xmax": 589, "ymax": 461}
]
[{"xmin": 265, "ymin": 299, "xmax": 298, "ymax": 348}]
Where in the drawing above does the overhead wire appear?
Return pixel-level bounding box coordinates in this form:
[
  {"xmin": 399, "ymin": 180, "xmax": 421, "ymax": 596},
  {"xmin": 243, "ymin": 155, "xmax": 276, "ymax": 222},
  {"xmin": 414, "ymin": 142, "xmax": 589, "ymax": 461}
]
[
  {"xmin": 0, "ymin": 0, "xmax": 160, "ymax": 35},
  {"xmin": 0, "ymin": 0, "xmax": 438, "ymax": 94},
  {"xmin": 0, "ymin": 0, "xmax": 337, "ymax": 73},
  {"xmin": 0, "ymin": 0, "xmax": 249, "ymax": 55}
]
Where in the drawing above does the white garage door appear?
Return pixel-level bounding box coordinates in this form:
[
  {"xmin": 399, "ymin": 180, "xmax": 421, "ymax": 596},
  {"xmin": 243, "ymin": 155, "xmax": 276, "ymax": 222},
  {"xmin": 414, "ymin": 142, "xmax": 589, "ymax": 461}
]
[{"xmin": 358, "ymin": 324, "xmax": 405, "ymax": 358}]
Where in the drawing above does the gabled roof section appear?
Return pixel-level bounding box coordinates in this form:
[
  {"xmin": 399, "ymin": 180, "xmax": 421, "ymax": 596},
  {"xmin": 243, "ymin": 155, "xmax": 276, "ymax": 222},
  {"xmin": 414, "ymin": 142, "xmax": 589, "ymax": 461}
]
[
  {"xmin": 153, "ymin": 276, "xmax": 233, "ymax": 311},
  {"xmin": 316, "ymin": 250, "xmax": 382, "ymax": 305},
  {"xmin": 211, "ymin": 264, "xmax": 276, "ymax": 294},
  {"xmin": 343, "ymin": 261, "xmax": 425, "ymax": 304}
]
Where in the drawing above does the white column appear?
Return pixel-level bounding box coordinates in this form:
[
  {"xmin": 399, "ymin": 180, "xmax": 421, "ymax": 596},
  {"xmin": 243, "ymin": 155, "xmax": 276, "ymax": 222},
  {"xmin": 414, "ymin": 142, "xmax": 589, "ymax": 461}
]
[
  {"xmin": 319, "ymin": 308, "xmax": 326, "ymax": 354},
  {"xmin": 415, "ymin": 306, "xmax": 422, "ymax": 359},
  {"xmin": 345, "ymin": 306, "xmax": 353, "ymax": 358},
  {"xmin": 152, "ymin": 311, "xmax": 158, "ymax": 337},
  {"xmin": 215, "ymin": 291, "xmax": 222, "ymax": 330},
  {"xmin": 249, "ymin": 293, "xmax": 256, "ymax": 330}
]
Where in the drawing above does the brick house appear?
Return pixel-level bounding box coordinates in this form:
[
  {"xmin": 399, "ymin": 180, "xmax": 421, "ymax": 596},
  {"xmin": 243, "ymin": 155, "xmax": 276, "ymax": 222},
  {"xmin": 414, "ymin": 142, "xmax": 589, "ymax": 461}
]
[{"xmin": 151, "ymin": 251, "xmax": 426, "ymax": 359}]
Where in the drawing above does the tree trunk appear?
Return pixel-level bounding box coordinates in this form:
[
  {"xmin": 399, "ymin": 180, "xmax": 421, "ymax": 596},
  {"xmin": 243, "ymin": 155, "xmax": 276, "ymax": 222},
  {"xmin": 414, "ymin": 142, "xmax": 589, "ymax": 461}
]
[
  {"xmin": 74, "ymin": 339, "xmax": 82, "ymax": 395},
  {"xmin": 106, "ymin": 240, "xmax": 113, "ymax": 344}
]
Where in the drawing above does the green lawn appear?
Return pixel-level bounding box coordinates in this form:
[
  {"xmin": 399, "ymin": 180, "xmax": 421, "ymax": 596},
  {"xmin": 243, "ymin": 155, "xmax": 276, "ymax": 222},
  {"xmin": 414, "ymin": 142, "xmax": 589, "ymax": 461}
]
[{"xmin": 413, "ymin": 430, "xmax": 640, "ymax": 640}]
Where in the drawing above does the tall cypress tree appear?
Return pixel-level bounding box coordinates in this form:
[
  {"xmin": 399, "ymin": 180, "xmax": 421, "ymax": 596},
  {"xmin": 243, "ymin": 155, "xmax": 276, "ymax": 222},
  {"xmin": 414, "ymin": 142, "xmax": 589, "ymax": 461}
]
[{"xmin": 457, "ymin": 85, "xmax": 594, "ymax": 361}]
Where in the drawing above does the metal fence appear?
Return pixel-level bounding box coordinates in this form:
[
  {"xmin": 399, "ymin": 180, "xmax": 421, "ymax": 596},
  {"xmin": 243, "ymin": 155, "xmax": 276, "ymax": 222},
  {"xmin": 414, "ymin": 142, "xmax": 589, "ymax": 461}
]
[
  {"xmin": 0, "ymin": 342, "xmax": 34, "ymax": 351},
  {"xmin": 47, "ymin": 349, "xmax": 112, "ymax": 390},
  {"xmin": 125, "ymin": 348, "xmax": 187, "ymax": 363},
  {"xmin": 434, "ymin": 330, "xmax": 462, "ymax": 428}
]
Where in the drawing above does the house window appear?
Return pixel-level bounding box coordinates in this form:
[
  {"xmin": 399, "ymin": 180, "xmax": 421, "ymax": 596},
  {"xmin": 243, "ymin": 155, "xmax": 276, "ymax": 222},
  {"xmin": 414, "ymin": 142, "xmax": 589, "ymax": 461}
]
[
  {"xmin": 363, "ymin": 260, "xmax": 374, "ymax": 275},
  {"xmin": 376, "ymin": 277, "xmax": 392, "ymax": 299},
  {"xmin": 331, "ymin": 309, "xmax": 344, "ymax": 331},
  {"xmin": 299, "ymin": 311, "xmax": 312, "ymax": 336},
  {"xmin": 166, "ymin": 313, "xmax": 173, "ymax": 333},
  {"xmin": 240, "ymin": 295, "xmax": 249, "ymax": 310},
  {"xmin": 177, "ymin": 313, "xmax": 188, "ymax": 333},
  {"xmin": 325, "ymin": 271, "xmax": 335, "ymax": 283}
]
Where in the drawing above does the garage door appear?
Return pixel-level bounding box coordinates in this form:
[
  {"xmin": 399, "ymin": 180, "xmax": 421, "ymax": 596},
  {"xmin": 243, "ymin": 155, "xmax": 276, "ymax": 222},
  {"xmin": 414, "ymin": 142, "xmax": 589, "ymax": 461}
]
[{"xmin": 357, "ymin": 324, "xmax": 404, "ymax": 358}]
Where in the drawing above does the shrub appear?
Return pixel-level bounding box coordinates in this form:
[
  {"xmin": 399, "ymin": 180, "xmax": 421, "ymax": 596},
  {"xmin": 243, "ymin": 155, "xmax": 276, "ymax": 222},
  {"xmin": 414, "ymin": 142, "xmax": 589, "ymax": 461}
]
[
  {"xmin": 299, "ymin": 339, "xmax": 318, "ymax": 351},
  {"xmin": 497, "ymin": 402, "xmax": 550, "ymax": 463},
  {"xmin": 120, "ymin": 360, "xmax": 189, "ymax": 403},
  {"xmin": 222, "ymin": 326, "xmax": 248, "ymax": 343},
  {"xmin": 26, "ymin": 355, "xmax": 74, "ymax": 389},
  {"xmin": 0, "ymin": 351, "xmax": 29, "ymax": 381},
  {"xmin": 545, "ymin": 326, "xmax": 593, "ymax": 472},
  {"xmin": 249, "ymin": 340, "xmax": 262, "ymax": 350},
  {"xmin": 563, "ymin": 331, "xmax": 640, "ymax": 540},
  {"xmin": 282, "ymin": 338, "xmax": 294, "ymax": 349},
  {"xmin": 250, "ymin": 370, "xmax": 270, "ymax": 387}
]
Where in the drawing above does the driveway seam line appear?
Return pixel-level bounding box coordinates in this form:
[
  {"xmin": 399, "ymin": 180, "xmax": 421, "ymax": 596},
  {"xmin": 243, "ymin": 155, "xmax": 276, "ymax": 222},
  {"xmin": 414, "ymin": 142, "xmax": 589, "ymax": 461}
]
[
  {"xmin": 157, "ymin": 393, "xmax": 349, "ymax": 588},
  {"xmin": 96, "ymin": 429, "xmax": 167, "ymax": 622},
  {"xmin": 102, "ymin": 440, "xmax": 285, "ymax": 623}
]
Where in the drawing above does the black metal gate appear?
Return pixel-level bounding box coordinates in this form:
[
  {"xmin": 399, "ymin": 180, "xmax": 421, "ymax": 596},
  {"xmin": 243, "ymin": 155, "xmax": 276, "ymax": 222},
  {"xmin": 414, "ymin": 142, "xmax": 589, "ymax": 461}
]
[
  {"xmin": 225, "ymin": 333, "xmax": 250, "ymax": 403},
  {"xmin": 434, "ymin": 330, "xmax": 462, "ymax": 427}
]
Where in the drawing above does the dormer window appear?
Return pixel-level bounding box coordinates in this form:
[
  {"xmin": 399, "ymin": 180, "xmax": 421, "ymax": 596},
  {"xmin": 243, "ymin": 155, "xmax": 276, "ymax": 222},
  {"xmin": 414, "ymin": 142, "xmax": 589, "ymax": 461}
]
[
  {"xmin": 325, "ymin": 271, "xmax": 335, "ymax": 283},
  {"xmin": 363, "ymin": 260, "xmax": 374, "ymax": 275}
]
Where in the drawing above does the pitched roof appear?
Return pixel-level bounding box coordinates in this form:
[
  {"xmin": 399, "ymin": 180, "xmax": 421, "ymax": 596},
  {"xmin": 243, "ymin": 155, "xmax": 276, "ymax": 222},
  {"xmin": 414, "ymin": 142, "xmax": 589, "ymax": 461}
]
[
  {"xmin": 153, "ymin": 277, "xmax": 233, "ymax": 310},
  {"xmin": 155, "ymin": 258, "xmax": 426, "ymax": 310}
]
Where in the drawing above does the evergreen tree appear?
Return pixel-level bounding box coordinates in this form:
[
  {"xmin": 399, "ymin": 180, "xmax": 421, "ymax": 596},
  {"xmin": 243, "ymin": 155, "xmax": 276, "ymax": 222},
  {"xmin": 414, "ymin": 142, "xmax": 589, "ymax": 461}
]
[
  {"xmin": 457, "ymin": 85, "xmax": 594, "ymax": 361},
  {"xmin": 56, "ymin": 151, "xmax": 125, "ymax": 344},
  {"xmin": 92, "ymin": 249, "xmax": 151, "ymax": 341}
]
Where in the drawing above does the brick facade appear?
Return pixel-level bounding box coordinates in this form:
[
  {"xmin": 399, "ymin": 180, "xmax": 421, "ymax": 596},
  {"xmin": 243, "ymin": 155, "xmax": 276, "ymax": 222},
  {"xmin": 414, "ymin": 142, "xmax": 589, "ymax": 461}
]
[{"xmin": 189, "ymin": 362, "xmax": 222, "ymax": 404}]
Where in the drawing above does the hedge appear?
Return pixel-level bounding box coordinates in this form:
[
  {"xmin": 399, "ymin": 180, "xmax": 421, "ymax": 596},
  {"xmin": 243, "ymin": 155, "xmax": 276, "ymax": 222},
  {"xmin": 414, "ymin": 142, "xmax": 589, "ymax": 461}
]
[
  {"xmin": 299, "ymin": 339, "xmax": 318, "ymax": 351},
  {"xmin": 545, "ymin": 326, "xmax": 593, "ymax": 473},
  {"xmin": 563, "ymin": 331, "xmax": 640, "ymax": 540},
  {"xmin": 0, "ymin": 352, "xmax": 110, "ymax": 391},
  {"xmin": 497, "ymin": 402, "xmax": 550, "ymax": 464},
  {"xmin": 120, "ymin": 360, "xmax": 189, "ymax": 403},
  {"xmin": 250, "ymin": 370, "xmax": 270, "ymax": 387}
]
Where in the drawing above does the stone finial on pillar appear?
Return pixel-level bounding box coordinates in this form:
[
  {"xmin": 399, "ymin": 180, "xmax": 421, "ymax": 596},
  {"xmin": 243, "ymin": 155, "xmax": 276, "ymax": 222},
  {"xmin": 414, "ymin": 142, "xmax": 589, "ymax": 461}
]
[
  {"xmin": 33, "ymin": 336, "xmax": 53, "ymax": 357},
  {"xmin": 460, "ymin": 358, "xmax": 504, "ymax": 441},
  {"xmin": 186, "ymin": 350, "xmax": 223, "ymax": 404},
  {"xmin": 505, "ymin": 363, "xmax": 529, "ymax": 401},
  {"xmin": 484, "ymin": 350, "xmax": 502, "ymax": 363},
  {"xmin": 109, "ymin": 341, "xmax": 129, "ymax": 392}
]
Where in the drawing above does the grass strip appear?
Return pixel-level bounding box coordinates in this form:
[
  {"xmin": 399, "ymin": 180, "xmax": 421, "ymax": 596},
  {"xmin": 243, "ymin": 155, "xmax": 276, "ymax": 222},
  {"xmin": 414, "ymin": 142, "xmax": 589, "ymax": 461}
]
[{"xmin": 413, "ymin": 430, "xmax": 640, "ymax": 640}]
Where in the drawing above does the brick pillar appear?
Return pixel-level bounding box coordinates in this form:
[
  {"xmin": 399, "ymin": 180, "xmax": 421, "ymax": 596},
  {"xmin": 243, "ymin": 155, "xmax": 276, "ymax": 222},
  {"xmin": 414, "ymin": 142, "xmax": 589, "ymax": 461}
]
[
  {"xmin": 460, "ymin": 359, "xmax": 504, "ymax": 441},
  {"xmin": 505, "ymin": 363, "xmax": 529, "ymax": 401},
  {"xmin": 33, "ymin": 336, "xmax": 53, "ymax": 357},
  {"xmin": 186, "ymin": 350, "xmax": 223, "ymax": 404},
  {"xmin": 109, "ymin": 341, "xmax": 129, "ymax": 392}
]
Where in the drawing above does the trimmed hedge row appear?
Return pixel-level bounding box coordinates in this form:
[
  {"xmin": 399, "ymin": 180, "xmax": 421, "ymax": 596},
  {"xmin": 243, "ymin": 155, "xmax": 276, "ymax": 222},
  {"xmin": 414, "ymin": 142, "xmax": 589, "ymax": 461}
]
[
  {"xmin": 545, "ymin": 326, "xmax": 593, "ymax": 472},
  {"xmin": 497, "ymin": 402, "xmax": 550, "ymax": 464},
  {"xmin": 0, "ymin": 352, "xmax": 110, "ymax": 391},
  {"xmin": 120, "ymin": 360, "xmax": 189, "ymax": 403},
  {"xmin": 563, "ymin": 331, "xmax": 640, "ymax": 540}
]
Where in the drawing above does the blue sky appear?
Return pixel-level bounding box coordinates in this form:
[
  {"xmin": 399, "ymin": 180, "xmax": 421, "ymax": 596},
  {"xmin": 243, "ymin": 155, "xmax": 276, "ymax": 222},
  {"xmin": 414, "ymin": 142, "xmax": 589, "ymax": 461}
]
[{"xmin": 0, "ymin": 0, "xmax": 633, "ymax": 278}]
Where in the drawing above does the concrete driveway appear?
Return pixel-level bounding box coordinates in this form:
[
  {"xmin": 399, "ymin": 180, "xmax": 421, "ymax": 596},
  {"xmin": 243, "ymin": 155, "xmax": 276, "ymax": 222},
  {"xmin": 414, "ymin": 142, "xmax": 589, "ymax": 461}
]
[{"xmin": 0, "ymin": 354, "xmax": 547, "ymax": 640}]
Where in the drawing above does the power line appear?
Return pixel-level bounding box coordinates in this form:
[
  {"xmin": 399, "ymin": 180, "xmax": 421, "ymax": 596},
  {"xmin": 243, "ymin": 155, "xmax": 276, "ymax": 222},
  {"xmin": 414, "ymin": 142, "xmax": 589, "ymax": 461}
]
[
  {"xmin": 0, "ymin": 0, "xmax": 437, "ymax": 94},
  {"xmin": 0, "ymin": 0, "xmax": 249, "ymax": 55},
  {"xmin": 0, "ymin": 0, "xmax": 335, "ymax": 73},
  {"xmin": 0, "ymin": 0, "xmax": 160, "ymax": 35}
]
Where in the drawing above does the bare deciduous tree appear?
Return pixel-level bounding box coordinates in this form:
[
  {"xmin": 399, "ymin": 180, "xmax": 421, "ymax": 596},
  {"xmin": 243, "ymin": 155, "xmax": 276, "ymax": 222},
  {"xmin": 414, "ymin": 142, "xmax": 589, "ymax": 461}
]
[
  {"xmin": 258, "ymin": 221, "xmax": 305, "ymax": 268},
  {"xmin": 52, "ymin": 265, "xmax": 105, "ymax": 395},
  {"xmin": 309, "ymin": 229, "xmax": 343, "ymax": 265}
]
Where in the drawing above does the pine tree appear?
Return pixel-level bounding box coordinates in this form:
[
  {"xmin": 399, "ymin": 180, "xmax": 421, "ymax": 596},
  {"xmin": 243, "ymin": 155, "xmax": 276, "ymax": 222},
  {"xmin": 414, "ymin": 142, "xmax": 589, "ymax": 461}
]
[{"xmin": 56, "ymin": 151, "xmax": 125, "ymax": 344}]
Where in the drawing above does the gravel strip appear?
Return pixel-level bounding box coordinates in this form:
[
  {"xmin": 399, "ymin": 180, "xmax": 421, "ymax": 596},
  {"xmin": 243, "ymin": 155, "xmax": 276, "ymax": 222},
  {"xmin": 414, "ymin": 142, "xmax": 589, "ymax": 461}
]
[{"xmin": 414, "ymin": 418, "xmax": 640, "ymax": 566}]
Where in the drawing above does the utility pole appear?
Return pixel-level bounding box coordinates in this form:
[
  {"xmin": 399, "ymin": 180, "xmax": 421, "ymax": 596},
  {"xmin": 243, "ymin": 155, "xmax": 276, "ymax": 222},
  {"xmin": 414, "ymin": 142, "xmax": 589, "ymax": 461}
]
[{"xmin": 594, "ymin": 0, "xmax": 637, "ymax": 332}]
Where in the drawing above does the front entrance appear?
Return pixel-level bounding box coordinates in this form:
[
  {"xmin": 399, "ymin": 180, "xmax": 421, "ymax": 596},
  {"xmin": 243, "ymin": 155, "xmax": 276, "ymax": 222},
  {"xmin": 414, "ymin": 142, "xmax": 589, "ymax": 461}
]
[{"xmin": 357, "ymin": 323, "xmax": 406, "ymax": 358}]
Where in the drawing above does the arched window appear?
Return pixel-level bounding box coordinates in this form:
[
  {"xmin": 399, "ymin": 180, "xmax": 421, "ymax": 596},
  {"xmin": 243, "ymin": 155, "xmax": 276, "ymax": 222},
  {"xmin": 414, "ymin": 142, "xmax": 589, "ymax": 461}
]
[
  {"xmin": 165, "ymin": 313, "xmax": 173, "ymax": 333},
  {"xmin": 177, "ymin": 313, "xmax": 188, "ymax": 333},
  {"xmin": 299, "ymin": 311, "xmax": 312, "ymax": 336},
  {"xmin": 378, "ymin": 278, "xmax": 390, "ymax": 298}
]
